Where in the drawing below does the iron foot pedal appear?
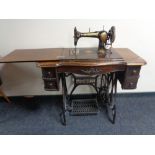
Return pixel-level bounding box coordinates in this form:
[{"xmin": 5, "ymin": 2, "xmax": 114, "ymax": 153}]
[{"xmin": 70, "ymin": 99, "xmax": 99, "ymax": 116}]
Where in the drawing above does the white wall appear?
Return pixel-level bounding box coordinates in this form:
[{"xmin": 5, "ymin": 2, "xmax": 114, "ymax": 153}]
[{"xmin": 0, "ymin": 19, "xmax": 154, "ymax": 96}]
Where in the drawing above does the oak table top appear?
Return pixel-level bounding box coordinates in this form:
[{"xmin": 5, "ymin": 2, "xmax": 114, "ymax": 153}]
[{"xmin": 0, "ymin": 48, "xmax": 146, "ymax": 67}]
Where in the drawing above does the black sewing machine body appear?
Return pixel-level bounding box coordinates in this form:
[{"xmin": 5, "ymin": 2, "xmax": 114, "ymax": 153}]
[{"xmin": 74, "ymin": 26, "xmax": 116, "ymax": 56}]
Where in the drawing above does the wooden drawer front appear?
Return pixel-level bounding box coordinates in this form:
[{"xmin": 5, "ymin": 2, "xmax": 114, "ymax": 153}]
[
  {"xmin": 122, "ymin": 77, "xmax": 139, "ymax": 89},
  {"xmin": 121, "ymin": 66, "xmax": 141, "ymax": 89},
  {"xmin": 42, "ymin": 68, "xmax": 56, "ymax": 79},
  {"xmin": 43, "ymin": 80, "xmax": 59, "ymax": 91},
  {"xmin": 126, "ymin": 66, "xmax": 141, "ymax": 76},
  {"xmin": 57, "ymin": 65, "xmax": 125, "ymax": 75}
]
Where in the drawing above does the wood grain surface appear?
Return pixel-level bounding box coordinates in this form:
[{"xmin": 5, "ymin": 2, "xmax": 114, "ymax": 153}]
[{"xmin": 0, "ymin": 48, "xmax": 146, "ymax": 67}]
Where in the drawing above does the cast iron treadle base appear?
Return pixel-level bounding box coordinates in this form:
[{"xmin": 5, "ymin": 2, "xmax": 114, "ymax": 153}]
[{"xmin": 70, "ymin": 99, "xmax": 99, "ymax": 116}]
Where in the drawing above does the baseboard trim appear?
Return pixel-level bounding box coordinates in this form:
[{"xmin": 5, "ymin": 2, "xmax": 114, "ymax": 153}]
[{"xmin": 0, "ymin": 92, "xmax": 155, "ymax": 100}]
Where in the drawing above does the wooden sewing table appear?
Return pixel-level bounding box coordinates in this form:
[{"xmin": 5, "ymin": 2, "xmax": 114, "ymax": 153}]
[{"xmin": 0, "ymin": 48, "xmax": 146, "ymax": 125}]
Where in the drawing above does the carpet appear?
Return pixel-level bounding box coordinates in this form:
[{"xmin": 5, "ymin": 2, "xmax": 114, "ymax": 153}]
[{"xmin": 0, "ymin": 93, "xmax": 155, "ymax": 135}]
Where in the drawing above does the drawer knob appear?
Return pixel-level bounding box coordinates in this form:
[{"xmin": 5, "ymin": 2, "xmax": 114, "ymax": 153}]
[
  {"xmin": 133, "ymin": 70, "xmax": 137, "ymax": 74},
  {"xmin": 48, "ymin": 71, "xmax": 51, "ymax": 75},
  {"xmin": 49, "ymin": 83, "xmax": 53, "ymax": 86},
  {"xmin": 129, "ymin": 82, "xmax": 134, "ymax": 86}
]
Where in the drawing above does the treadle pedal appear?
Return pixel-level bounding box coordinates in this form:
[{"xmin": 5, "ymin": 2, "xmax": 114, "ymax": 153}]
[{"xmin": 70, "ymin": 99, "xmax": 99, "ymax": 116}]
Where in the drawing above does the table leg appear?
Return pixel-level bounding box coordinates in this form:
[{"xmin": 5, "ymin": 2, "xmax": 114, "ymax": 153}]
[
  {"xmin": 99, "ymin": 73, "xmax": 117, "ymax": 124},
  {"xmin": 60, "ymin": 73, "xmax": 68, "ymax": 125},
  {"xmin": 0, "ymin": 88, "xmax": 11, "ymax": 103}
]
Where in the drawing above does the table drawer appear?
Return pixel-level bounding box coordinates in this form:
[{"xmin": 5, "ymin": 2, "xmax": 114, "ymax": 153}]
[
  {"xmin": 43, "ymin": 80, "xmax": 59, "ymax": 91},
  {"xmin": 126, "ymin": 66, "xmax": 141, "ymax": 76},
  {"xmin": 122, "ymin": 77, "xmax": 139, "ymax": 89},
  {"xmin": 120, "ymin": 66, "xmax": 141, "ymax": 89},
  {"xmin": 42, "ymin": 68, "xmax": 56, "ymax": 79},
  {"xmin": 58, "ymin": 65, "xmax": 125, "ymax": 75}
]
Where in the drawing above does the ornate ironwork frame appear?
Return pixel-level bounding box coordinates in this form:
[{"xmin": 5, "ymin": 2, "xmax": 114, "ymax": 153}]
[{"xmin": 60, "ymin": 72, "xmax": 117, "ymax": 125}]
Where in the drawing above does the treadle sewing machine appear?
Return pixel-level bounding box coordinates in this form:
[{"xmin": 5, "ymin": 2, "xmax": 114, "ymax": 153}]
[{"xmin": 0, "ymin": 26, "xmax": 146, "ymax": 125}]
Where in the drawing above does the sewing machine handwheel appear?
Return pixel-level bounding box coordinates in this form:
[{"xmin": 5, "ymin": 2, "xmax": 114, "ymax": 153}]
[
  {"xmin": 74, "ymin": 27, "xmax": 80, "ymax": 46},
  {"xmin": 109, "ymin": 26, "xmax": 116, "ymax": 43}
]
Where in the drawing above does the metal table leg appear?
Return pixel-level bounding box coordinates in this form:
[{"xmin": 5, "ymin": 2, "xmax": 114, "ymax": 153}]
[
  {"xmin": 60, "ymin": 73, "xmax": 68, "ymax": 125},
  {"xmin": 99, "ymin": 73, "xmax": 117, "ymax": 124},
  {"xmin": 60, "ymin": 72, "xmax": 117, "ymax": 125}
]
